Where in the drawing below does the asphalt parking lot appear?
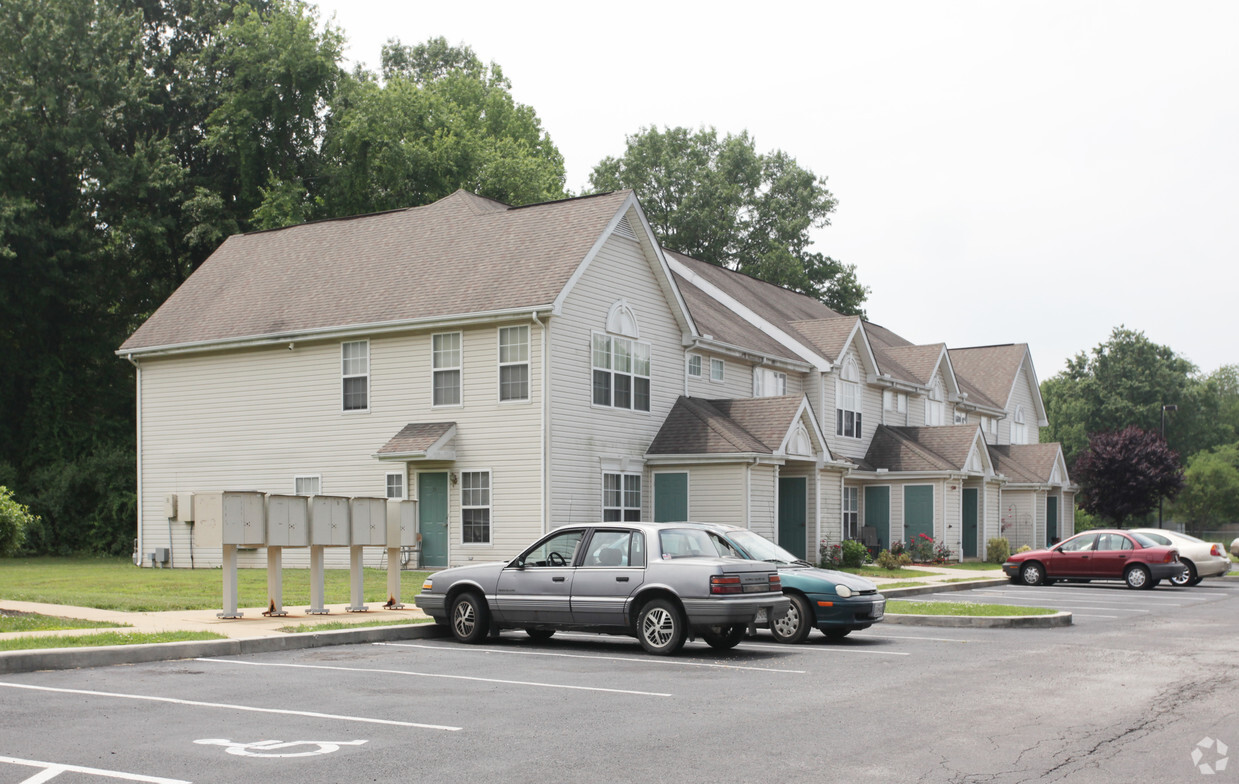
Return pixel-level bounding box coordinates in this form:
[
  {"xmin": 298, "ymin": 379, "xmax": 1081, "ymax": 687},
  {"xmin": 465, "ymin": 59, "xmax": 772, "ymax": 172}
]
[{"xmin": 2, "ymin": 580, "xmax": 1237, "ymax": 784}]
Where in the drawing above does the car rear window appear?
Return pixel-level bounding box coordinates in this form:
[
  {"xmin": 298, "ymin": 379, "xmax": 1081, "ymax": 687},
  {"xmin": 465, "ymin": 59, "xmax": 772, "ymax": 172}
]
[{"xmin": 658, "ymin": 528, "xmax": 718, "ymax": 559}]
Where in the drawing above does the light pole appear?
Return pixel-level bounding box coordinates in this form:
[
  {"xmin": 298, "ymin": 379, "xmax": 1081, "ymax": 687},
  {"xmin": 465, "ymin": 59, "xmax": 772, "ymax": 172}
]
[{"xmin": 1158, "ymin": 404, "xmax": 1178, "ymax": 528}]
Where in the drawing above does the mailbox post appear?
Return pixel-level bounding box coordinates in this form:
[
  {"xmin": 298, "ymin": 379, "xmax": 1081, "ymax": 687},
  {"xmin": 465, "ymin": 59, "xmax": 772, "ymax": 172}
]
[
  {"xmin": 192, "ymin": 491, "xmax": 266, "ymax": 618},
  {"xmin": 307, "ymin": 495, "xmax": 350, "ymax": 614},
  {"xmin": 348, "ymin": 497, "xmax": 387, "ymax": 612}
]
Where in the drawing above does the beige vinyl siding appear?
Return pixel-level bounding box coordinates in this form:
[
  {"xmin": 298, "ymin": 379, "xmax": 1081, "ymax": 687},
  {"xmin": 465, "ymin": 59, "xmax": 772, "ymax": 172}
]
[
  {"xmin": 821, "ymin": 345, "xmax": 879, "ymax": 461},
  {"xmin": 136, "ymin": 320, "xmax": 544, "ymax": 569},
  {"xmin": 1003, "ymin": 361, "xmax": 1039, "ymax": 444},
  {"xmin": 983, "ymin": 479, "xmax": 1002, "ymax": 552},
  {"xmin": 942, "ymin": 479, "xmax": 961, "ymax": 559},
  {"xmin": 749, "ymin": 463, "xmax": 777, "ymax": 540},
  {"xmin": 548, "ymin": 225, "xmax": 685, "ymax": 527},
  {"xmin": 818, "ymin": 469, "xmax": 844, "ymax": 549},
  {"xmin": 999, "ymin": 488, "xmax": 1037, "ymax": 550},
  {"xmin": 670, "ymin": 463, "xmax": 746, "ymax": 526},
  {"xmin": 686, "ymin": 353, "xmax": 753, "ymax": 399}
]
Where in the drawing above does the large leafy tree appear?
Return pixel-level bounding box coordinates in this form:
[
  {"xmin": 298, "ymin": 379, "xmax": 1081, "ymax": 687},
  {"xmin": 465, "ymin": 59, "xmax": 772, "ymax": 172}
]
[
  {"xmin": 1175, "ymin": 443, "xmax": 1239, "ymax": 530},
  {"xmin": 1074, "ymin": 427, "xmax": 1184, "ymax": 526},
  {"xmin": 588, "ymin": 126, "xmax": 868, "ymax": 315}
]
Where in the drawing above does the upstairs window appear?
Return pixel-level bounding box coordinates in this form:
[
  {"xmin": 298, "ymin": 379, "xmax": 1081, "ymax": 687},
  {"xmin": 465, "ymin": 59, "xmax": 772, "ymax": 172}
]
[
  {"xmin": 687, "ymin": 355, "xmax": 702, "ymax": 377},
  {"xmin": 433, "ymin": 332, "xmax": 462, "ymax": 406},
  {"xmin": 341, "ymin": 340, "xmax": 369, "ymax": 411},
  {"xmin": 883, "ymin": 389, "xmax": 907, "ymax": 414},
  {"xmin": 710, "ymin": 358, "xmax": 725, "ymax": 383},
  {"xmin": 925, "ymin": 377, "xmax": 945, "ymax": 426},
  {"xmin": 954, "ymin": 408, "xmax": 969, "ymax": 425},
  {"xmin": 754, "ymin": 367, "xmax": 787, "ymax": 397},
  {"xmin": 603, "ymin": 472, "xmax": 642, "ymax": 521},
  {"xmin": 836, "ymin": 358, "xmax": 862, "ymax": 439},
  {"xmin": 592, "ymin": 333, "xmax": 651, "ymax": 411},
  {"xmin": 498, "ymin": 326, "xmax": 530, "ymax": 402},
  {"xmin": 1012, "ymin": 406, "xmax": 1027, "ymax": 444}
]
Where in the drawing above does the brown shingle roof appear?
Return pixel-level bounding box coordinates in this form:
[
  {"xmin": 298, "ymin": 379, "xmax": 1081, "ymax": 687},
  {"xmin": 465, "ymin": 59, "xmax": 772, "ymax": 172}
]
[
  {"xmin": 989, "ymin": 443, "xmax": 1063, "ymax": 484},
  {"xmin": 647, "ymin": 396, "xmax": 805, "ymax": 456},
  {"xmin": 864, "ymin": 425, "xmax": 982, "ymax": 472},
  {"xmin": 786, "ymin": 317, "xmax": 861, "ymax": 363},
  {"xmin": 667, "ymin": 251, "xmax": 840, "ymax": 329},
  {"xmin": 674, "ymin": 273, "xmax": 802, "ymax": 362},
  {"xmin": 376, "ymin": 422, "xmax": 456, "ymax": 457},
  {"xmin": 949, "ymin": 344, "xmax": 1029, "ymax": 410},
  {"xmin": 875, "ymin": 343, "xmax": 946, "ymax": 387},
  {"xmin": 121, "ymin": 190, "xmax": 633, "ymax": 351}
]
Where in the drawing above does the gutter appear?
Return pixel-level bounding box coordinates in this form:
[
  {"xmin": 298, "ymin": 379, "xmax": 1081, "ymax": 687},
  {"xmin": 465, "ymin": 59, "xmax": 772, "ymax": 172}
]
[
  {"xmin": 124, "ymin": 354, "xmax": 143, "ymax": 566},
  {"xmin": 532, "ymin": 311, "xmax": 548, "ymax": 535}
]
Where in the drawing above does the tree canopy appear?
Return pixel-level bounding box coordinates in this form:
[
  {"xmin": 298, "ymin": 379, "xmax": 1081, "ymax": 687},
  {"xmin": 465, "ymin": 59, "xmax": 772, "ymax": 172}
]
[
  {"xmin": 1176, "ymin": 443, "xmax": 1239, "ymax": 528},
  {"xmin": 1073, "ymin": 426, "xmax": 1184, "ymax": 526},
  {"xmin": 588, "ymin": 126, "xmax": 868, "ymax": 315}
]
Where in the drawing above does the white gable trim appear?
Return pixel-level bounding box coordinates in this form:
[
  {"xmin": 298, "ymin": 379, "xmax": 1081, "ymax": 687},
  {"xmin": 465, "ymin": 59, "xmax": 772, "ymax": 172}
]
[
  {"xmin": 775, "ymin": 396, "xmax": 833, "ymax": 467},
  {"xmin": 1005, "ymin": 347, "xmax": 1049, "ymax": 426},
  {"xmin": 665, "ymin": 255, "xmax": 831, "ymax": 371},
  {"xmin": 838, "ymin": 320, "xmax": 880, "ymax": 381},
  {"xmin": 552, "ymin": 193, "xmax": 698, "ymax": 341},
  {"xmin": 962, "ymin": 427, "xmax": 995, "ymax": 477}
]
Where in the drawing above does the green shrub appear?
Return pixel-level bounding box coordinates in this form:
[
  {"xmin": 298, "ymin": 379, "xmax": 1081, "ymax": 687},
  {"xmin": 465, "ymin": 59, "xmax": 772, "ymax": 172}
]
[
  {"xmin": 876, "ymin": 549, "xmax": 903, "ymax": 570},
  {"xmin": 0, "ymin": 486, "xmax": 39, "ymax": 557},
  {"xmin": 986, "ymin": 537, "xmax": 1011, "ymax": 564},
  {"xmin": 1015, "ymin": 545, "xmax": 1032, "ymax": 554},
  {"xmin": 841, "ymin": 539, "xmax": 870, "ymax": 568},
  {"xmin": 819, "ymin": 540, "xmax": 843, "ymax": 568}
]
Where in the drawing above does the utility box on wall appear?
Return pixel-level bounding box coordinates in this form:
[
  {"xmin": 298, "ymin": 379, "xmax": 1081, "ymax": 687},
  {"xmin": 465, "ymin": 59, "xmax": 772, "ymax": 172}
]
[
  {"xmin": 309, "ymin": 495, "xmax": 350, "ymax": 546},
  {"xmin": 193, "ymin": 491, "xmax": 266, "ymax": 547},
  {"xmin": 349, "ymin": 497, "xmax": 387, "ymax": 546},
  {"xmin": 266, "ymin": 494, "xmax": 309, "ymax": 547},
  {"xmin": 387, "ymin": 499, "xmax": 418, "ymax": 547}
]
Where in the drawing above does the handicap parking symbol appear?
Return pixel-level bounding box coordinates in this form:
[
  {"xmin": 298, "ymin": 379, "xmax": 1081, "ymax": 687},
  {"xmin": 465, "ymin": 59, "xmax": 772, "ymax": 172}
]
[{"xmin": 194, "ymin": 739, "xmax": 367, "ymax": 758}]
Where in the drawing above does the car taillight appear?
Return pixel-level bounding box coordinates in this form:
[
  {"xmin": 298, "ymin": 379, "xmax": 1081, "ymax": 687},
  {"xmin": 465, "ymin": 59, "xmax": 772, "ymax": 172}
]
[
  {"xmin": 1164, "ymin": 550, "xmax": 1178, "ymax": 564},
  {"xmin": 769, "ymin": 574, "xmax": 781, "ymax": 592},
  {"xmin": 710, "ymin": 575, "xmax": 743, "ymax": 594},
  {"xmin": 1211, "ymin": 544, "xmax": 1224, "ymax": 557}
]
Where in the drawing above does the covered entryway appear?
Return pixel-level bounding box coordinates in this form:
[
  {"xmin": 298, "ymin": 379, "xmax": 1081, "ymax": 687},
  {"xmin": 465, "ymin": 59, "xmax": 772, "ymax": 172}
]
[{"xmin": 778, "ymin": 476, "xmax": 807, "ymax": 559}]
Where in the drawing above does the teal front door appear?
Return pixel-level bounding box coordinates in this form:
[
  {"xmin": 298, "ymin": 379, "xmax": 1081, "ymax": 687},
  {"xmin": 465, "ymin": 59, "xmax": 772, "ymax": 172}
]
[
  {"xmin": 778, "ymin": 477, "xmax": 807, "ymax": 559},
  {"xmin": 1047, "ymin": 496, "xmax": 1059, "ymax": 546},
  {"xmin": 864, "ymin": 486, "xmax": 890, "ymax": 551},
  {"xmin": 904, "ymin": 485, "xmax": 934, "ymax": 545},
  {"xmin": 653, "ymin": 473, "xmax": 689, "ymax": 522},
  {"xmin": 419, "ymin": 472, "xmax": 449, "ymax": 567},
  {"xmin": 962, "ymin": 488, "xmax": 979, "ymax": 558}
]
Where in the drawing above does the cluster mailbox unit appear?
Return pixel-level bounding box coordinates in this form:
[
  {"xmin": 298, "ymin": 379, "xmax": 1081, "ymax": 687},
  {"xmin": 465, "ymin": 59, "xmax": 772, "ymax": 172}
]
[{"xmin": 187, "ymin": 490, "xmax": 417, "ymax": 618}]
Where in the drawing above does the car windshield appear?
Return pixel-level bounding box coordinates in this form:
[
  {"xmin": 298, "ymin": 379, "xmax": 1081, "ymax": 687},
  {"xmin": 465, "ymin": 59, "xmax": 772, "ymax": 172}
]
[
  {"xmin": 658, "ymin": 528, "xmax": 725, "ymax": 558},
  {"xmin": 725, "ymin": 530, "xmax": 801, "ymax": 564}
]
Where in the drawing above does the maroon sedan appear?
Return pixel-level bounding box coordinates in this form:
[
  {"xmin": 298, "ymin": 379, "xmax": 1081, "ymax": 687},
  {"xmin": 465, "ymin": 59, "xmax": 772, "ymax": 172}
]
[{"xmin": 1003, "ymin": 529, "xmax": 1182, "ymax": 590}]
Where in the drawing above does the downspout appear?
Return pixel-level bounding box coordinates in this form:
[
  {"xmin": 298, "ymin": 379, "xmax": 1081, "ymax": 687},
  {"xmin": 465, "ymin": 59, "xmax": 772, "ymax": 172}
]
[
  {"xmin": 532, "ymin": 311, "xmax": 548, "ymax": 534},
  {"xmin": 125, "ymin": 354, "xmax": 144, "ymax": 567}
]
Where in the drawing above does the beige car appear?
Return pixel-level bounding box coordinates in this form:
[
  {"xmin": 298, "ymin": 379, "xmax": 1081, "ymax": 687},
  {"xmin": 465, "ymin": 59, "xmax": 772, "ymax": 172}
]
[{"xmin": 1131, "ymin": 529, "xmax": 1232, "ymax": 586}]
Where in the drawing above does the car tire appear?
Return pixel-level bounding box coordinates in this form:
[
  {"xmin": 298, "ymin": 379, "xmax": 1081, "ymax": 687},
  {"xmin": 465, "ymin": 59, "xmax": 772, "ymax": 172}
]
[
  {"xmin": 700, "ymin": 624, "xmax": 746, "ymax": 650},
  {"xmin": 1020, "ymin": 562, "xmax": 1045, "ymax": 586},
  {"xmin": 524, "ymin": 628, "xmax": 555, "ymax": 640},
  {"xmin": 449, "ymin": 591, "xmax": 490, "ymax": 644},
  {"xmin": 636, "ymin": 598, "xmax": 687, "ymax": 655},
  {"xmin": 770, "ymin": 593, "xmax": 814, "ymax": 644},
  {"xmin": 1189, "ymin": 576, "xmax": 1205, "ymax": 586},
  {"xmin": 823, "ymin": 629, "xmax": 852, "ymax": 640},
  {"xmin": 1124, "ymin": 565, "xmax": 1152, "ymax": 590},
  {"xmin": 1170, "ymin": 560, "xmax": 1197, "ymax": 588}
]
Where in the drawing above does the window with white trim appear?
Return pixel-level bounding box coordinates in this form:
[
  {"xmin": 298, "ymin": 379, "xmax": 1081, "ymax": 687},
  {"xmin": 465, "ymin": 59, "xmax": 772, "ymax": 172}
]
[
  {"xmin": 710, "ymin": 358, "xmax": 725, "ymax": 383},
  {"xmin": 836, "ymin": 358, "xmax": 862, "ymax": 439},
  {"xmin": 386, "ymin": 472, "xmax": 405, "ymax": 500},
  {"xmin": 754, "ymin": 367, "xmax": 787, "ymax": 397},
  {"xmin": 1012, "ymin": 406, "xmax": 1027, "ymax": 444},
  {"xmin": 883, "ymin": 389, "xmax": 907, "ymax": 414},
  {"xmin": 432, "ymin": 332, "xmax": 462, "ymax": 406},
  {"xmin": 592, "ymin": 333, "xmax": 651, "ymax": 411},
  {"xmin": 498, "ymin": 326, "xmax": 529, "ymax": 402},
  {"xmin": 925, "ymin": 377, "xmax": 945, "ymax": 426},
  {"xmin": 341, "ymin": 340, "xmax": 369, "ymax": 411},
  {"xmin": 687, "ymin": 355, "xmax": 702, "ymax": 377},
  {"xmin": 603, "ymin": 472, "xmax": 641, "ymax": 522},
  {"xmin": 954, "ymin": 408, "xmax": 969, "ymax": 425},
  {"xmin": 461, "ymin": 470, "xmax": 491, "ymax": 544},
  {"xmin": 294, "ymin": 475, "xmax": 321, "ymax": 496},
  {"xmin": 843, "ymin": 486, "xmax": 859, "ymax": 540}
]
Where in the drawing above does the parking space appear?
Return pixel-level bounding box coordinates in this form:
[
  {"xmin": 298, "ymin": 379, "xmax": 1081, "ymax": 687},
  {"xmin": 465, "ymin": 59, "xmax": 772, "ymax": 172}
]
[{"xmin": 3, "ymin": 581, "xmax": 1237, "ymax": 783}]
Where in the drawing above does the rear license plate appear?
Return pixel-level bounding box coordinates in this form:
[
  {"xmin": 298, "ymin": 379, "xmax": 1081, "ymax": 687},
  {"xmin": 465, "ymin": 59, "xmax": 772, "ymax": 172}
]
[{"xmin": 754, "ymin": 608, "xmax": 768, "ymax": 624}]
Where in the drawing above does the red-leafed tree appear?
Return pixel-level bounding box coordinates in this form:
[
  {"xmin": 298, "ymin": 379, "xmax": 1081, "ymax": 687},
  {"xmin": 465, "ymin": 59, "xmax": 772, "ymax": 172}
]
[{"xmin": 1074, "ymin": 426, "xmax": 1184, "ymax": 525}]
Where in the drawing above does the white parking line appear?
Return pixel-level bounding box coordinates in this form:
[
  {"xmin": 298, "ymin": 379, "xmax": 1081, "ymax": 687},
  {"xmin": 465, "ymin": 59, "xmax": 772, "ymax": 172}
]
[
  {"xmin": 0, "ymin": 755, "xmax": 191, "ymax": 783},
  {"xmin": 197, "ymin": 657, "xmax": 675, "ymax": 696},
  {"xmin": 0, "ymin": 682, "xmax": 458, "ymax": 731},
  {"xmin": 384, "ymin": 640, "xmax": 807, "ymax": 673},
  {"xmin": 855, "ymin": 633, "xmax": 980, "ymax": 644},
  {"xmin": 737, "ymin": 641, "xmax": 910, "ymax": 656},
  {"xmin": 1072, "ymin": 614, "xmax": 1120, "ymax": 619}
]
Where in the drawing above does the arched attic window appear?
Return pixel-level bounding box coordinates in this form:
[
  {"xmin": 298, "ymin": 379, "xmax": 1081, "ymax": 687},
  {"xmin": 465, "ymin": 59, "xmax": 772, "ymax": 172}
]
[
  {"xmin": 1012, "ymin": 405, "xmax": 1027, "ymax": 445},
  {"xmin": 592, "ymin": 300, "xmax": 651, "ymax": 412},
  {"xmin": 925, "ymin": 377, "xmax": 945, "ymax": 426},
  {"xmin": 836, "ymin": 356, "xmax": 862, "ymax": 439},
  {"xmin": 788, "ymin": 423, "xmax": 813, "ymax": 457}
]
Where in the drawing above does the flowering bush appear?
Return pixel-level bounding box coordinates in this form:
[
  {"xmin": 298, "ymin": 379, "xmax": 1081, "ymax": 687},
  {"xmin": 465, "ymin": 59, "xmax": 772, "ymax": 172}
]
[
  {"xmin": 932, "ymin": 539, "xmax": 953, "ymax": 564},
  {"xmin": 819, "ymin": 540, "xmax": 843, "ymax": 568},
  {"xmin": 889, "ymin": 540, "xmax": 906, "ymax": 558},
  {"xmin": 909, "ymin": 533, "xmax": 935, "ymax": 563},
  {"xmin": 876, "ymin": 549, "xmax": 909, "ymax": 570}
]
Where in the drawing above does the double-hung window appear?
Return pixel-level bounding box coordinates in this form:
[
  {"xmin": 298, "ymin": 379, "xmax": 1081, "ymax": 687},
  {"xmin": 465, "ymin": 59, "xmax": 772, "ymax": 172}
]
[
  {"xmin": 836, "ymin": 359, "xmax": 862, "ymax": 439},
  {"xmin": 498, "ymin": 326, "xmax": 529, "ymax": 402},
  {"xmin": 461, "ymin": 470, "xmax": 491, "ymax": 544},
  {"xmin": 842, "ymin": 486, "xmax": 859, "ymax": 540},
  {"xmin": 342, "ymin": 340, "xmax": 369, "ymax": 412},
  {"xmin": 687, "ymin": 355, "xmax": 702, "ymax": 378},
  {"xmin": 433, "ymin": 332, "xmax": 462, "ymax": 406},
  {"xmin": 592, "ymin": 333, "xmax": 651, "ymax": 411},
  {"xmin": 603, "ymin": 472, "xmax": 641, "ymax": 521},
  {"xmin": 754, "ymin": 367, "xmax": 787, "ymax": 397},
  {"xmin": 925, "ymin": 378, "xmax": 945, "ymax": 426},
  {"xmin": 1012, "ymin": 406, "xmax": 1027, "ymax": 444}
]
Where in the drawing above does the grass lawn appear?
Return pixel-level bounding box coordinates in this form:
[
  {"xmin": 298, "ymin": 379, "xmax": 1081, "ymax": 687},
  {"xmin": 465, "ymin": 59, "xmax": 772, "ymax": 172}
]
[
  {"xmin": 0, "ymin": 630, "xmax": 226, "ymax": 652},
  {"xmin": 886, "ymin": 600, "xmax": 1057, "ymax": 617},
  {"xmin": 838, "ymin": 566, "xmax": 917, "ymax": 579},
  {"xmin": 874, "ymin": 580, "xmax": 928, "ymax": 590},
  {"xmin": 0, "ymin": 609, "xmax": 126, "ymax": 633},
  {"xmin": 0, "ymin": 556, "xmax": 431, "ymax": 612},
  {"xmin": 940, "ymin": 576, "xmax": 999, "ymax": 584},
  {"xmin": 277, "ymin": 617, "xmax": 435, "ymax": 633},
  {"xmin": 917, "ymin": 562, "xmax": 1005, "ymax": 571}
]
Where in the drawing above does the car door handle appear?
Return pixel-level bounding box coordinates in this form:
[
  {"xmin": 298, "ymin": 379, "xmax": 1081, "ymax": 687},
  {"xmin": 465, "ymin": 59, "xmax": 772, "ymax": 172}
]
[
  {"xmin": 552, "ymin": 576, "xmax": 566, "ymax": 582},
  {"xmin": 1081, "ymin": 555, "xmax": 1088, "ymax": 559},
  {"xmin": 616, "ymin": 576, "xmax": 629, "ymax": 582}
]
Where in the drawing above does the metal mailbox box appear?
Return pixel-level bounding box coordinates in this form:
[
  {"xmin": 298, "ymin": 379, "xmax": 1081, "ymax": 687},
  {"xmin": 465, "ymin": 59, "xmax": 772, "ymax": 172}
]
[
  {"xmin": 309, "ymin": 495, "xmax": 351, "ymax": 546},
  {"xmin": 349, "ymin": 497, "xmax": 387, "ymax": 546},
  {"xmin": 386, "ymin": 499, "xmax": 418, "ymax": 547},
  {"xmin": 266, "ymin": 494, "xmax": 309, "ymax": 547},
  {"xmin": 192, "ymin": 491, "xmax": 266, "ymax": 547}
]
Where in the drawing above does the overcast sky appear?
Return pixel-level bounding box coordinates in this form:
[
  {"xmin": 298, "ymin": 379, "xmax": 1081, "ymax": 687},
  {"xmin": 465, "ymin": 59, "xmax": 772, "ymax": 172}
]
[{"xmin": 313, "ymin": 0, "xmax": 1237, "ymax": 379}]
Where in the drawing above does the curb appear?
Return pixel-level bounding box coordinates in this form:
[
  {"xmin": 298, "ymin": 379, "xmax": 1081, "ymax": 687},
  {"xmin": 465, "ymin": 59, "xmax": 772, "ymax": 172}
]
[
  {"xmin": 879, "ymin": 577, "xmax": 1010, "ymax": 598},
  {"xmin": 0, "ymin": 622, "xmax": 449, "ymax": 675},
  {"xmin": 882, "ymin": 610, "xmax": 1072, "ymax": 628}
]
